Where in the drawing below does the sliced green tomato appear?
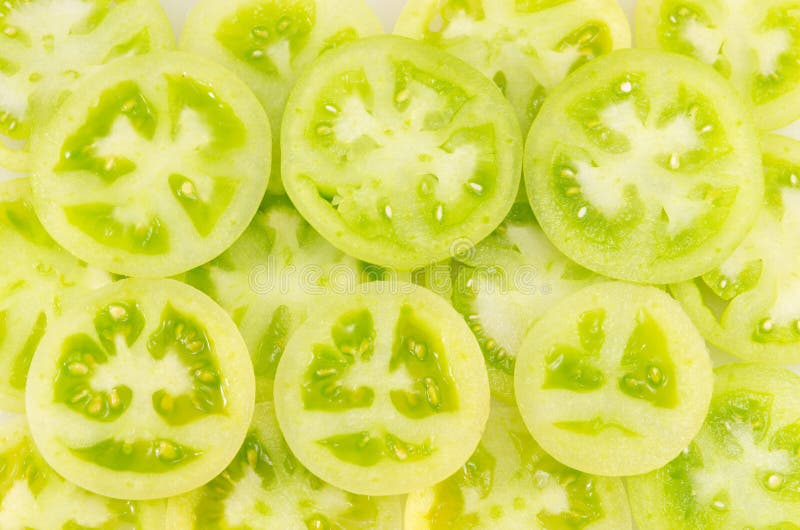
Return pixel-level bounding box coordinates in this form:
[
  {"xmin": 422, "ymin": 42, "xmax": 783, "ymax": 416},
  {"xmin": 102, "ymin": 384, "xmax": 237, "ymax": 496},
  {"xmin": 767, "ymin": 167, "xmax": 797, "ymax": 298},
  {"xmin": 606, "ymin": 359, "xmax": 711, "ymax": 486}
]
[
  {"xmin": 273, "ymin": 281, "xmax": 490, "ymax": 496},
  {"xmin": 672, "ymin": 134, "xmax": 800, "ymax": 363},
  {"xmin": 525, "ymin": 48, "xmax": 763, "ymax": 284},
  {"xmin": 405, "ymin": 399, "xmax": 632, "ymax": 530},
  {"xmin": 0, "ymin": 0, "xmax": 174, "ymax": 172},
  {"xmin": 165, "ymin": 401, "xmax": 402, "ymax": 529},
  {"xmin": 29, "ymin": 51, "xmax": 271, "ymax": 278},
  {"xmin": 0, "ymin": 416, "xmax": 165, "ymax": 529},
  {"xmin": 394, "ymin": 0, "xmax": 631, "ymax": 138},
  {"xmin": 25, "ymin": 279, "xmax": 255, "ymax": 500},
  {"xmin": 0, "ymin": 178, "xmax": 111, "ymax": 412},
  {"xmin": 452, "ymin": 202, "xmax": 601, "ymax": 402},
  {"xmin": 177, "ymin": 196, "xmax": 365, "ymax": 401},
  {"xmin": 637, "ymin": 0, "xmax": 800, "ymax": 130},
  {"xmin": 180, "ymin": 0, "xmax": 382, "ymax": 195},
  {"xmin": 628, "ymin": 364, "xmax": 800, "ymax": 529},
  {"xmin": 281, "ymin": 35, "xmax": 523, "ymax": 270},
  {"xmin": 515, "ymin": 281, "xmax": 713, "ymax": 476}
]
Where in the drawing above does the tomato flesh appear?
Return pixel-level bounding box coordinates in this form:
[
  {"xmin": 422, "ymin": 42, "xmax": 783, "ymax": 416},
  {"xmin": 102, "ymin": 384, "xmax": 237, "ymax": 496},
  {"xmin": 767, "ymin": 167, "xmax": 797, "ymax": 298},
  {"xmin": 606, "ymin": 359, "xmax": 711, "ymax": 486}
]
[
  {"xmin": 282, "ymin": 35, "xmax": 522, "ymax": 270},
  {"xmin": 637, "ymin": 0, "xmax": 800, "ymax": 130},
  {"xmin": 30, "ymin": 51, "xmax": 271, "ymax": 278},
  {"xmin": 26, "ymin": 278, "xmax": 255, "ymax": 500},
  {"xmin": 404, "ymin": 400, "xmax": 632, "ymax": 529},
  {"xmin": 0, "ymin": 0, "xmax": 175, "ymax": 172},
  {"xmin": 515, "ymin": 281, "xmax": 713, "ymax": 476},
  {"xmin": 274, "ymin": 281, "xmax": 490, "ymax": 496},
  {"xmin": 628, "ymin": 364, "xmax": 800, "ymax": 528},
  {"xmin": 672, "ymin": 134, "xmax": 800, "ymax": 363},
  {"xmin": 525, "ymin": 49, "xmax": 763, "ymax": 283},
  {"xmin": 180, "ymin": 0, "xmax": 383, "ymax": 194}
]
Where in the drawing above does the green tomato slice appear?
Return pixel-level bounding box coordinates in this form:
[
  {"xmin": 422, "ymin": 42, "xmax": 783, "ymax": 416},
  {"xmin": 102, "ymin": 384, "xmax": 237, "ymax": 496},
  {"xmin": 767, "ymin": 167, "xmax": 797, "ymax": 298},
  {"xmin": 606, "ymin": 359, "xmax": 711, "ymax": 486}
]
[
  {"xmin": 637, "ymin": 0, "xmax": 800, "ymax": 130},
  {"xmin": 177, "ymin": 195, "xmax": 367, "ymax": 402},
  {"xmin": 672, "ymin": 134, "xmax": 800, "ymax": 363},
  {"xmin": 273, "ymin": 281, "xmax": 490, "ymax": 496},
  {"xmin": 524, "ymin": 48, "xmax": 763, "ymax": 284},
  {"xmin": 628, "ymin": 363, "xmax": 800, "ymax": 529},
  {"xmin": 0, "ymin": 178, "xmax": 110, "ymax": 412},
  {"xmin": 394, "ymin": 0, "xmax": 631, "ymax": 138},
  {"xmin": 404, "ymin": 399, "xmax": 632, "ymax": 530},
  {"xmin": 0, "ymin": 0, "xmax": 175, "ymax": 172},
  {"xmin": 25, "ymin": 278, "xmax": 255, "ymax": 500},
  {"xmin": 166, "ymin": 401, "xmax": 402, "ymax": 529},
  {"xmin": 180, "ymin": 0, "xmax": 383, "ymax": 195},
  {"xmin": 281, "ymin": 35, "xmax": 523, "ymax": 270},
  {"xmin": 515, "ymin": 281, "xmax": 713, "ymax": 476},
  {"xmin": 0, "ymin": 416, "xmax": 165, "ymax": 529},
  {"xmin": 30, "ymin": 50, "xmax": 271, "ymax": 278},
  {"xmin": 451, "ymin": 202, "xmax": 601, "ymax": 403}
]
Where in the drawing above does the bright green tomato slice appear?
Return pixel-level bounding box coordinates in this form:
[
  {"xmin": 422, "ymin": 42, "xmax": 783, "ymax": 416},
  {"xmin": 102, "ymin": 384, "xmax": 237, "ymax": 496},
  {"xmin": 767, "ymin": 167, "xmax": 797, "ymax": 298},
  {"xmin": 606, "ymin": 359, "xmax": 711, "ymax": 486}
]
[
  {"xmin": 452, "ymin": 202, "xmax": 601, "ymax": 403},
  {"xmin": 25, "ymin": 278, "xmax": 255, "ymax": 500},
  {"xmin": 0, "ymin": 415, "xmax": 165, "ymax": 529},
  {"xmin": 178, "ymin": 195, "xmax": 365, "ymax": 401},
  {"xmin": 273, "ymin": 281, "xmax": 490, "ymax": 496},
  {"xmin": 404, "ymin": 399, "xmax": 632, "ymax": 530},
  {"xmin": 515, "ymin": 281, "xmax": 713, "ymax": 476},
  {"xmin": 29, "ymin": 50, "xmax": 271, "ymax": 278},
  {"xmin": 0, "ymin": 0, "xmax": 175, "ymax": 172},
  {"xmin": 628, "ymin": 363, "xmax": 800, "ymax": 528},
  {"xmin": 180, "ymin": 0, "xmax": 382, "ymax": 195},
  {"xmin": 525, "ymin": 48, "xmax": 763, "ymax": 284},
  {"xmin": 0, "ymin": 178, "xmax": 110, "ymax": 412},
  {"xmin": 394, "ymin": 0, "xmax": 631, "ymax": 139},
  {"xmin": 166, "ymin": 401, "xmax": 402, "ymax": 529},
  {"xmin": 637, "ymin": 0, "xmax": 800, "ymax": 130},
  {"xmin": 281, "ymin": 35, "xmax": 523, "ymax": 270},
  {"xmin": 672, "ymin": 134, "xmax": 800, "ymax": 363}
]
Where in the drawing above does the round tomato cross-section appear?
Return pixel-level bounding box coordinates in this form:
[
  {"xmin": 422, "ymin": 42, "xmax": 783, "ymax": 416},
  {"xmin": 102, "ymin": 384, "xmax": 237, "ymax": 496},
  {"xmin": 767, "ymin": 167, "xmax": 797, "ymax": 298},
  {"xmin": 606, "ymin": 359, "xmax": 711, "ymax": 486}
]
[
  {"xmin": 30, "ymin": 51, "xmax": 271, "ymax": 278},
  {"xmin": 26, "ymin": 278, "xmax": 255, "ymax": 500},
  {"xmin": 515, "ymin": 281, "xmax": 713, "ymax": 476},
  {"xmin": 525, "ymin": 49, "xmax": 763, "ymax": 284},
  {"xmin": 281, "ymin": 35, "xmax": 523, "ymax": 270},
  {"xmin": 273, "ymin": 281, "xmax": 490, "ymax": 496},
  {"xmin": 629, "ymin": 364, "xmax": 800, "ymax": 528}
]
